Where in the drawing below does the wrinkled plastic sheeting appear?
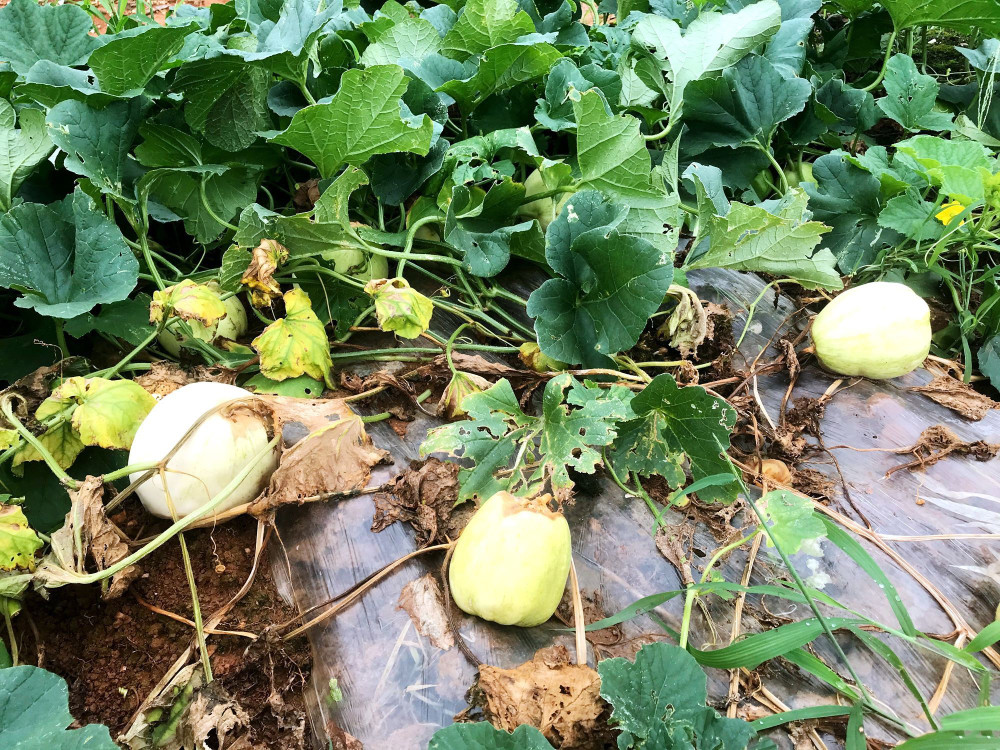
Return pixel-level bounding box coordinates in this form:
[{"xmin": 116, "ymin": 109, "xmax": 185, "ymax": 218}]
[{"xmin": 269, "ymin": 268, "xmax": 1000, "ymax": 749}]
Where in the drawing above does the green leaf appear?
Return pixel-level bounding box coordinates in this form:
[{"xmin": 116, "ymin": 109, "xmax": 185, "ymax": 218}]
[
  {"xmin": 803, "ymin": 150, "xmax": 896, "ymax": 272},
  {"xmin": 881, "ymin": 0, "xmax": 1000, "ymax": 34},
  {"xmin": 682, "ymin": 55, "xmax": 812, "ymax": 153},
  {"xmin": 608, "ymin": 373, "xmax": 738, "ymax": 504},
  {"xmin": 444, "ymin": 181, "xmax": 539, "ymax": 277},
  {"xmin": 572, "ymin": 90, "xmax": 681, "ymax": 252},
  {"xmin": 437, "ymin": 42, "xmax": 563, "ymax": 110},
  {"xmin": 271, "ymin": 65, "xmax": 433, "ymax": 178},
  {"xmin": 632, "ymin": 1, "xmax": 781, "ymax": 116},
  {"xmin": 441, "ymin": 0, "xmax": 535, "ymax": 60},
  {"xmin": 0, "ymin": 190, "xmax": 139, "ymax": 318},
  {"xmin": 979, "ymin": 334, "xmax": 1000, "ymax": 391},
  {"xmin": 758, "ymin": 490, "xmax": 826, "ymax": 554},
  {"xmin": 421, "ymin": 374, "xmax": 633, "ymax": 499},
  {"xmin": 684, "ymin": 165, "xmax": 842, "ymax": 290},
  {"xmin": 0, "ymin": 665, "xmax": 117, "ymax": 749},
  {"xmin": 877, "ymin": 190, "xmax": 947, "ymax": 240},
  {"xmin": 143, "ymin": 167, "xmax": 259, "ymax": 244},
  {"xmin": 534, "ymin": 59, "xmax": 622, "ymax": 132},
  {"xmin": 45, "ymin": 98, "xmax": 145, "ymax": 202},
  {"xmin": 0, "ymin": 0, "xmax": 99, "ymax": 75},
  {"xmin": 16, "ymin": 62, "xmax": 120, "ymax": 109},
  {"xmin": 88, "ymin": 23, "xmax": 197, "ymax": 97},
  {"xmin": 598, "ymin": 642, "xmax": 757, "ymax": 749},
  {"xmin": 527, "ymin": 191, "xmax": 674, "ymax": 366},
  {"xmin": 0, "ymin": 107, "xmax": 53, "ymax": 212},
  {"xmin": 875, "ymin": 54, "xmax": 953, "ymax": 132},
  {"xmin": 244, "ymin": 372, "xmax": 324, "ymax": 398},
  {"xmin": 0, "ymin": 505, "xmax": 42, "ymax": 571},
  {"xmin": 64, "ymin": 294, "xmax": 154, "ymax": 346},
  {"xmin": 428, "ymin": 722, "xmax": 554, "ymax": 750},
  {"xmin": 252, "ymin": 287, "xmax": 333, "ymax": 385},
  {"xmin": 172, "ymin": 55, "xmax": 272, "ymax": 152},
  {"xmin": 361, "ymin": 17, "xmax": 442, "ymax": 67},
  {"xmin": 235, "ymin": 0, "xmax": 340, "ymax": 65},
  {"xmin": 37, "ymin": 377, "xmax": 155, "ymax": 451}
]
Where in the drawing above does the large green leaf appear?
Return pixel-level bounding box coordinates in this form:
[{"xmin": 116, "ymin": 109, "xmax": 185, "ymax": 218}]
[
  {"xmin": 0, "ymin": 665, "xmax": 117, "ymax": 749},
  {"xmin": 881, "ymin": 0, "xmax": 1000, "ymax": 34},
  {"xmin": 684, "ymin": 165, "xmax": 841, "ymax": 290},
  {"xmin": 361, "ymin": 17, "xmax": 442, "ymax": 67},
  {"xmin": 16, "ymin": 62, "xmax": 120, "ymax": 109},
  {"xmin": 235, "ymin": 0, "xmax": 341, "ymax": 64},
  {"xmin": 45, "ymin": 98, "xmax": 145, "ymax": 202},
  {"xmin": 573, "ymin": 90, "xmax": 681, "ymax": 252},
  {"xmin": 172, "ymin": 55, "xmax": 272, "ymax": 152},
  {"xmin": 527, "ymin": 191, "xmax": 674, "ymax": 366},
  {"xmin": 534, "ymin": 59, "xmax": 622, "ymax": 132},
  {"xmin": 429, "ymin": 723, "xmax": 554, "ymax": 749},
  {"xmin": 143, "ymin": 166, "xmax": 259, "ymax": 243},
  {"xmin": 598, "ymin": 642, "xmax": 757, "ymax": 749},
  {"xmin": 88, "ymin": 23, "xmax": 197, "ymax": 97},
  {"xmin": 444, "ymin": 181, "xmax": 540, "ymax": 276},
  {"xmin": 632, "ymin": 0, "xmax": 781, "ymax": 116},
  {"xmin": 437, "ymin": 42, "xmax": 563, "ymax": 110},
  {"xmin": 0, "ymin": 0, "xmax": 98, "ymax": 76},
  {"xmin": 0, "ymin": 190, "xmax": 138, "ymax": 318},
  {"xmin": 803, "ymin": 150, "xmax": 896, "ymax": 272},
  {"xmin": 608, "ymin": 373, "xmax": 738, "ymax": 504},
  {"xmin": 0, "ymin": 107, "xmax": 53, "ymax": 212},
  {"xmin": 875, "ymin": 54, "xmax": 952, "ymax": 132},
  {"xmin": 682, "ymin": 54, "xmax": 812, "ymax": 153},
  {"xmin": 441, "ymin": 0, "xmax": 535, "ymax": 60},
  {"xmin": 271, "ymin": 65, "xmax": 433, "ymax": 178}
]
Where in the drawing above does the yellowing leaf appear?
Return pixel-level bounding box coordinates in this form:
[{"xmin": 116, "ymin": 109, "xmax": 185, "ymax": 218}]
[
  {"xmin": 12, "ymin": 421, "xmax": 84, "ymax": 471},
  {"xmin": 150, "ymin": 279, "xmax": 227, "ymax": 327},
  {"xmin": 0, "ymin": 429, "xmax": 16, "ymax": 450},
  {"xmin": 252, "ymin": 287, "xmax": 333, "ymax": 385},
  {"xmin": 364, "ymin": 278, "xmax": 433, "ymax": 339},
  {"xmin": 37, "ymin": 377, "xmax": 156, "ymax": 450},
  {"xmin": 0, "ymin": 504, "xmax": 43, "ymax": 571}
]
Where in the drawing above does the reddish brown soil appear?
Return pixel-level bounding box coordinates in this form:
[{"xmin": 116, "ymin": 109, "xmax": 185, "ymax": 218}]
[{"xmin": 17, "ymin": 513, "xmax": 312, "ymax": 747}]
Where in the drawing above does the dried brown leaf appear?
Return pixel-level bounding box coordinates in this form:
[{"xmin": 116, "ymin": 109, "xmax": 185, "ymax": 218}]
[
  {"xmin": 657, "ymin": 284, "xmax": 708, "ymax": 357},
  {"xmin": 476, "ymin": 645, "xmax": 610, "ymax": 750},
  {"xmin": 293, "ymin": 179, "xmax": 320, "ymax": 211},
  {"xmin": 45, "ymin": 476, "xmax": 139, "ymax": 599},
  {"xmin": 910, "ymin": 375, "xmax": 998, "ymax": 421},
  {"xmin": 372, "ymin": 459, "xmax": 469, "ymax": 546},
  {"xmin": 654, "ymin": 522, "xmax": 695, "ymax": 587},
  {"xmin": 412, "ymin": 353, "xmax": 526, "ymax": 382},
  {"xmin": 887, "ymin": 424, "xmax": 1000, "ymax": 477},
  {"xmin": 135, "ymin": 362, "xmax": 238, "ymax": 398},
  {"xmin": 398, "ymin": 573, "xmax": 454, "ymax": 650},
  {"xmin": 250, "ymin": 397, "xmax": 390, "ymax": 515}
]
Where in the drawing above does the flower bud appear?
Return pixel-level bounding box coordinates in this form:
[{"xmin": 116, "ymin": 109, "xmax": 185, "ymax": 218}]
[
  {"xmin": 364, "ymin": 278, "xmax": 433, "ymax": 339},
  {"xmin": 438, "ymin": 370, "xmax": 491, "ymax": 419},
  {"xmin": 449, "ymin": 491, "xmax": 571, "ymax": 627},
  {"xmin": 811, "ymin": 282, "xmax": 931, "ymax": 379}
]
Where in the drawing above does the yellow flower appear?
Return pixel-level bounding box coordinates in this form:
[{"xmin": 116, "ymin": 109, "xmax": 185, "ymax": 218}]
[{"xmin": 935, "ymin": 201, "xmax": 967, "ymax": 226}]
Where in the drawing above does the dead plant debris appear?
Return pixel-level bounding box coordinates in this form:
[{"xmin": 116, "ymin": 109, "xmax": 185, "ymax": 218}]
[
  {"xmin": 910, "ymin": 375, "xmax": 999, "ymax": 421},
  {"xmin": 887, "ymin": 424, "xmax": 1000, "ymax": 477}
]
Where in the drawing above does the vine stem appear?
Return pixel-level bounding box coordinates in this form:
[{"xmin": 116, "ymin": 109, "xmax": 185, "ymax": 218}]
[
  {"xmin": 47, "ymin": 436, "xmax": 281, "ymax": 586},
  {"xmin": 199, "ymin": 177, "xmax": 238, "ymax": 232},
  {"xmin": 1, "ymin": 396, "xmax": 77, "ymax": 489},
  {"xmin": 700, "ymin": 529, "xmax": 761, "ymax": 585},
  {"xmin": 863, "ymin": 29, "xmax": 899, "ymax": 92},
  {"xmin": 397, "ymin": 214, "xmax": 445, "ymax": 277}
]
